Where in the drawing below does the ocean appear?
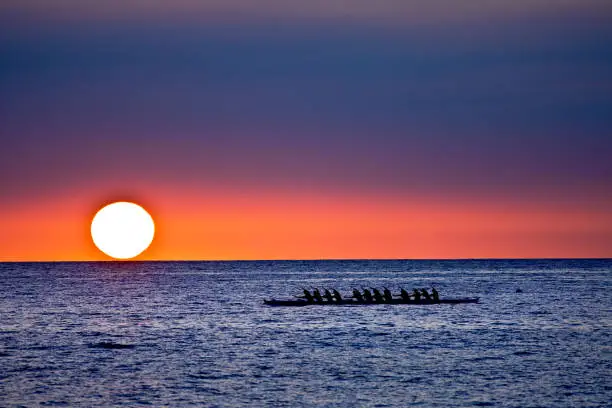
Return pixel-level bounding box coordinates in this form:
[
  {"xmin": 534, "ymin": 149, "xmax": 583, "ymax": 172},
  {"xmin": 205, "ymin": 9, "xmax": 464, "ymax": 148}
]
[{"xmin": 1, "ymin": 259, "xmax": 610, "ymax": 407}]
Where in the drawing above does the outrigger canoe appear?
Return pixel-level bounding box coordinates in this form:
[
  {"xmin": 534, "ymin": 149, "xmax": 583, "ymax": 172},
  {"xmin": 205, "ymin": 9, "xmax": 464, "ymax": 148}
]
[{"xmin": 263, "ymin": 298, "xmax": 479, "ymax": 307}]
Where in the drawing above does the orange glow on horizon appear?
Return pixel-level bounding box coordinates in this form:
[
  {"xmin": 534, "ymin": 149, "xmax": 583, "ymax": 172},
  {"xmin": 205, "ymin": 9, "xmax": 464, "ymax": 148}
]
[{"xmin": 0, "ymin": 188, "xmax": 610, "ymax": 261}]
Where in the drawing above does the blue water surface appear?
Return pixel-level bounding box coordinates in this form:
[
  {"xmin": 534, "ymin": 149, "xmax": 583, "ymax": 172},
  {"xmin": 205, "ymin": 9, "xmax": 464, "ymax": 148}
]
[{"xmin": 1, "ymin": 259, "xmax": 610, "ymax": 407}]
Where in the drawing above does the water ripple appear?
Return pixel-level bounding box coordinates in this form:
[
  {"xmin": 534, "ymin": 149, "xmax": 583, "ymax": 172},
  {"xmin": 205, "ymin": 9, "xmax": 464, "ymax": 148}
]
[{"xmin": 0, "ymin": 259, "xmax": 610, "ymax": 407}]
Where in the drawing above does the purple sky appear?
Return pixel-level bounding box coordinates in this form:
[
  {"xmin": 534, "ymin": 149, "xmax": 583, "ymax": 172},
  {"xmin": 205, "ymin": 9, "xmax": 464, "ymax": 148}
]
[{"xmin": 1, "ymin": 1, "xmax": 611, "ymax": 259}]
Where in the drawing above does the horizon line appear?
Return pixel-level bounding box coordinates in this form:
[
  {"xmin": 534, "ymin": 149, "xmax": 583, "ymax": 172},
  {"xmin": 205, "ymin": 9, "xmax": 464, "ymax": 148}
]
[{"xmin": 1, "ymin": 257, "xmax": 610, "ymax": 263}]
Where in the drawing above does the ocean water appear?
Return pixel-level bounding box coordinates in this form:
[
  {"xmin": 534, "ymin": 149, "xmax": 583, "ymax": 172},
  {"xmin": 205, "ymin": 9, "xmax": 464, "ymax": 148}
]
[{"xmin": 0, "ymin": 259, "xmax": 610, "ymax": 407}]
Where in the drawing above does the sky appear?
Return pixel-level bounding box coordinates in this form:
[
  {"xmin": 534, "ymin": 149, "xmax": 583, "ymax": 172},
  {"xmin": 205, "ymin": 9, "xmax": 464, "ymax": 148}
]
[{"xmin": 1, "ymin": 1, "xmax": 611, "ymax": 260}]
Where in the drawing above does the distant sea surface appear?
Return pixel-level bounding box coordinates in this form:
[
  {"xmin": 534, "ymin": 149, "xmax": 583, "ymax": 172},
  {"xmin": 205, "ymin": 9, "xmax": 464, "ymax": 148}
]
[{"xmin": 1, "ymin": 259, "xmax": 610, "ymax": 407}]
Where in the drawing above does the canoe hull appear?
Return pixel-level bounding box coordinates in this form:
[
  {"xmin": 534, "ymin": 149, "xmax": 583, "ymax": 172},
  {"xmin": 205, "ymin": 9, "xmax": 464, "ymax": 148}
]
[{"xmin": 263, "ymin": 298, "xmax": 479, "ymax": 307}]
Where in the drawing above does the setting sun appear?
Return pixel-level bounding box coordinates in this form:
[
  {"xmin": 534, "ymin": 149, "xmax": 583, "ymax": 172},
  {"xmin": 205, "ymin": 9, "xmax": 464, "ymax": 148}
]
[{"xmin": 91, "ymin": 202, "xmax": 155, "ymax": 259}]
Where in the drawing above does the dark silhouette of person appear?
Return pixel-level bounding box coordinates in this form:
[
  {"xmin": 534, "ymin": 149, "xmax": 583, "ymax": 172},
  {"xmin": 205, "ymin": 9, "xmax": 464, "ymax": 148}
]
[
  {"xmin": 400, "ymin": 288, "xmax": 411, "ymax": 301},
  {"xmin": 421, "ymin": 288, "xmax": 431, "ymax": 300},
  {"xmin": 332, "ymin": 289, "xmax": 343, "ymax": 303},
  {"xmin": 312, "ymin": 288, "xmax": 323, "ymax": 302},
  {"xmin": 431, "ymin": 287, "xmax": 440, "ymax": 302},
  {"xmin": 383, "ymin": 287, "xmax": 393, "ymax": 302},
  {"xmin": 413, "ymin": 288, "xmax": 422, "ymax": 301},
  {"xmin": 363, "ymin": 288, "xmax": 374, "ymax": 302},
  {"xmin": 352, "ymin": 288, "xmax": 364, "ymax": 302},
  {"xmin": 323, "ymin": 288, "xmax": 334, "ymax": 302},
  {"xmin": 302, "ymin": 288, "xmax": 314, "ymax": 303},
  {"xmin": 372, "ymin": 288, "xmax": 385, "ymax": 303}
]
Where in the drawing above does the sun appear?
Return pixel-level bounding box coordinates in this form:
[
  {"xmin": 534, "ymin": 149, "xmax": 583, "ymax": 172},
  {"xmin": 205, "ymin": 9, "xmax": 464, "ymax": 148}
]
[{"xmin": 91, "ymin": 202, "xmax": 155, "ymax": 259}]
